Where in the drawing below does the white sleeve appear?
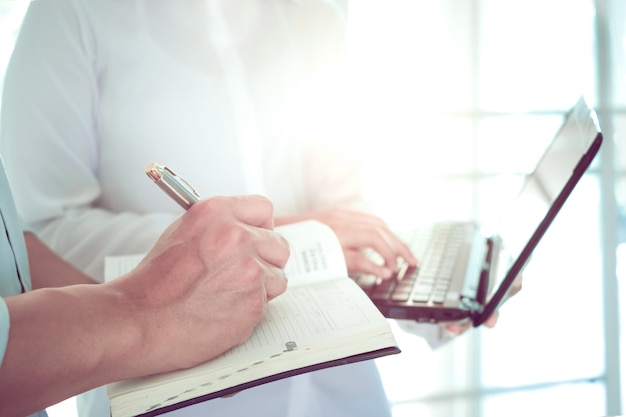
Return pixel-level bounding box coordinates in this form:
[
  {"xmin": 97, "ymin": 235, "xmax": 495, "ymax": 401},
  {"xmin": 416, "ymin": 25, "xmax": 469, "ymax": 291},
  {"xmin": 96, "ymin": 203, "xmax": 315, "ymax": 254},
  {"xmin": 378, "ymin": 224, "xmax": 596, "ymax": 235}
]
[{"xmin": 0, "ymin": 1, "xmax": 177, "ymax": 280}]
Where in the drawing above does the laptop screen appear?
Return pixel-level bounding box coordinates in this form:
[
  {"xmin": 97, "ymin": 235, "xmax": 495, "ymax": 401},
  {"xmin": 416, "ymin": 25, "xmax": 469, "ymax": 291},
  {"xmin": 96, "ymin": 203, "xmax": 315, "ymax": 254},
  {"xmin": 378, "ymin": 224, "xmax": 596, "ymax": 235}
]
[{"xmin": 480, "ymin": 97, "xmax": 602, "ymax": 321}]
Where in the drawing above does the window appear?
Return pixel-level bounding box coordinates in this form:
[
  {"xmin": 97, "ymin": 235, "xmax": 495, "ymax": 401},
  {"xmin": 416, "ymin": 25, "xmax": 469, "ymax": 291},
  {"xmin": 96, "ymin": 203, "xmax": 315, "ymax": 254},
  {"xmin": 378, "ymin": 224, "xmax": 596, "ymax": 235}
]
[{"xmin": 347, "ymin": 1, "xmax": 623, "ymax": 416}]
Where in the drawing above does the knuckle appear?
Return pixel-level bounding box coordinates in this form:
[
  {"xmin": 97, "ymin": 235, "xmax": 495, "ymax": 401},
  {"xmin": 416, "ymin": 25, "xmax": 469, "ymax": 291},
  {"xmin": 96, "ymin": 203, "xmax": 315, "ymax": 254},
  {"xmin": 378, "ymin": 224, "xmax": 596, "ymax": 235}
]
[
  {"xmin": 212, "ymin": 222, "xmax": 253, "ymax": 251},
  {"xmin": 266, "ymin": 270, "xmax": 288, "ymax": 297},
  {"xmin": 275, "ymin": 271, "xmax": 289, "ymax": 293},
  {"xmin": 197, "ymin": 196, "xmax": 228, "ymax": 214},
  {"xmin": 255, "ymin": 194, "xmax": 274, "ymax": 211},
  {"xmin": 224, "ymin": 221, "xmax": 251, "ymax": 243},
  {"xmin": 237, "ymin": 257, "xmax": 266, "ymax": 286},
  {"xmin": 238, "ymin": 194, "xmax": 274, "ymax": 214}
]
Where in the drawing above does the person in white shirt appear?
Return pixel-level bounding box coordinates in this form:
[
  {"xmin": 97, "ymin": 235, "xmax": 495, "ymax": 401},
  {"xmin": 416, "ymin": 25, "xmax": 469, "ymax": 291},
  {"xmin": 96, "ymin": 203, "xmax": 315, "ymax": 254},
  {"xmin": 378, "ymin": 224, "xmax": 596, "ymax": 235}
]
[{"xmin": 1, "ymin": 0, "xmax": 507, "ymax": 416}]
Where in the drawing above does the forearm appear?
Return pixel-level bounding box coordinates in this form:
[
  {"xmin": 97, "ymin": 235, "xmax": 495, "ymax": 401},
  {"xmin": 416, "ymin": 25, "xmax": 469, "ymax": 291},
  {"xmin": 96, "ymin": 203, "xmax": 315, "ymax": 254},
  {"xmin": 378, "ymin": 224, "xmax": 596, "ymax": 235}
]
[
  {"xmin": 34, "ymin": 209, "xmax": 177, "ymax": 281},
  {"xmin": 0, "ymin": 284, "xmax": 139, "ymax": 417},
  {"xmin": 24, "ymin": 232, "xmax": 97, "ymax": 289}
]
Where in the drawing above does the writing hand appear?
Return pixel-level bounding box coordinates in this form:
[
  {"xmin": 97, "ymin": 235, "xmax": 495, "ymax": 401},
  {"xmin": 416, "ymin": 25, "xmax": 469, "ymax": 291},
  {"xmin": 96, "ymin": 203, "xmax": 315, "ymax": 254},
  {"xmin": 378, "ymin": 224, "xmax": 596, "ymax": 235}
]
[
  {"xmin": 277, "ymin": 208, "xmax": 417, "ymax": 279},
  {"xmin": 113, "ymin": 195, "xmax": 290, "ymax": 374}
]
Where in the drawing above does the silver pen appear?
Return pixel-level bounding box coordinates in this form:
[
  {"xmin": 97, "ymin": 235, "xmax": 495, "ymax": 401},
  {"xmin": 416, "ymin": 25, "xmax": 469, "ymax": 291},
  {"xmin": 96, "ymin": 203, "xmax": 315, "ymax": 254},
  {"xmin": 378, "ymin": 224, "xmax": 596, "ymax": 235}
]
[{"xmin": 145, "ymin": 162, "xmax": 201, "ymax": 210}]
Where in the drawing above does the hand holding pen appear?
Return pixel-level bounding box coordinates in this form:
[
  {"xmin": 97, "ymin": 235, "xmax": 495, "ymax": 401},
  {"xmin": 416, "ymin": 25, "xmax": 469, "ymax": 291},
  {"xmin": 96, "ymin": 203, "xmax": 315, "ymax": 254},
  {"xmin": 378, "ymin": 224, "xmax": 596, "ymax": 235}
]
[
  {"xmin": 140, "ymin": 162, "xmax": 288, "ymax": 362},
  {"xmin": 145, "ymin": 160, "xmax": 290, "ymax": 285}
]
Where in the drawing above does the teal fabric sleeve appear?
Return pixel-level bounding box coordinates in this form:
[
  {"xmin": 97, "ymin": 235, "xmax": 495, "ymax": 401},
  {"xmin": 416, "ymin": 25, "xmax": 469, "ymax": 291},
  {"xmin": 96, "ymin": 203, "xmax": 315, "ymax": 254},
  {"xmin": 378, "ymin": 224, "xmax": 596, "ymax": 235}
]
[{"xmin": 0, "ymin": 297, "xmax": 9, "ymax": 367}]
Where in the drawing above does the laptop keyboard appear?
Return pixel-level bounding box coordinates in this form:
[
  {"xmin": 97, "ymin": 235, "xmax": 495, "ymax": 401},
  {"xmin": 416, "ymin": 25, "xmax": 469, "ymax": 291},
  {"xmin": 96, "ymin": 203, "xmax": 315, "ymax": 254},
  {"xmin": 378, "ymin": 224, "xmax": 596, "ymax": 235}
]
[{"xmin": 354, "ymin": 223, "xmax": 468, "ymax": 305}]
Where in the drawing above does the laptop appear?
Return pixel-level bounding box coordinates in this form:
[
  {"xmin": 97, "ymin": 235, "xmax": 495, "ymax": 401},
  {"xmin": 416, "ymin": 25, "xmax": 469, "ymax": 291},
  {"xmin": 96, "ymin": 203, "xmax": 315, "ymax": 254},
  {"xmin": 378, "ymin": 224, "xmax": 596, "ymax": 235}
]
[{"xmin": 353, "ymin": 96, "xmax": 603, "ymax": 326}]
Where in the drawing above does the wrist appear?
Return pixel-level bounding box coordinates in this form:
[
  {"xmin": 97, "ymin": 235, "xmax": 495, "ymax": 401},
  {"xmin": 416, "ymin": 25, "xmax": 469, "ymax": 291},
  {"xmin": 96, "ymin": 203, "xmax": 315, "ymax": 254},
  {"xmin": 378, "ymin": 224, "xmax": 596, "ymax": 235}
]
[{"xmin": 69, "ymin": 284, "xmax": 144, "ymax": 383}]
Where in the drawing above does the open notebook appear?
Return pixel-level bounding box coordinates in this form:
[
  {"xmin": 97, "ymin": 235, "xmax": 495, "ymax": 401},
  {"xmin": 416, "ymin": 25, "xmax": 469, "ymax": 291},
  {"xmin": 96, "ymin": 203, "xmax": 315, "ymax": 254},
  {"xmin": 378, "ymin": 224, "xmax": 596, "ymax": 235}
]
[
  {"xmin": 353, "ymin": 96, "xmax": 603, "ymax": 326},
  {"xmin": 104, "ymin": 219, "xmax": 400, "ymax": 417}
]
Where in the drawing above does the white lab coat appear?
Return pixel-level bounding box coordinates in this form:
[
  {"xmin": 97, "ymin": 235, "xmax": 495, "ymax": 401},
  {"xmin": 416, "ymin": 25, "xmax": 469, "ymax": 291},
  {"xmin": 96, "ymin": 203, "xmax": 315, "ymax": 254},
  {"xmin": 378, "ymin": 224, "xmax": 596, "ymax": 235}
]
[{"xmin": 1, "ymin": 0, "xmax": 439, "ymax": 416}]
